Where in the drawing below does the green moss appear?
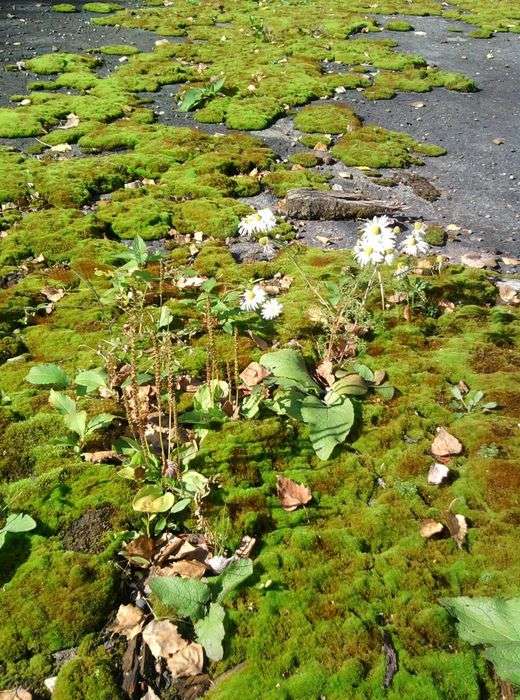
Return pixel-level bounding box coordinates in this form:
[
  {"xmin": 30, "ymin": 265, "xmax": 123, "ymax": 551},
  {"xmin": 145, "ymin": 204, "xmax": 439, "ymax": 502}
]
[
  {"xmin": 263, "ymin": 168, "xmax": 331, "ymax": 197},
  {"xmin": 331, "ymin": 125, "xmax": 446, "ymax": 168},
  {"xmin": 294, "ymin": 103, "xmax": 362, "ymax": 134},
  {"xmin": 97, "ymin": 44, "xmax": 139, "ymax": 55},
  {"xmin": 82, "ymin": 2, "xmax": 121, "ymax": 11},
  {"xmin": 52, "ymin": 3, "xmax": 77, "ymax": 11},
  {"xmin": 288, "ymin": 151, "xmax": 320, "ymax": 168},
  {"xmin": 25, "ymin": 52, "xmax": 100, "ymax": 75},
  {"xmin": 385, "ymin": 20, "xmax": 414, "ymax": 31},
  {"xmin": 54, "ymin": 643, "xmax": 123, "ymax": 700},
  {"xmin": 425, "ymin": 225, "xmax": 447, "ymax": 246}
]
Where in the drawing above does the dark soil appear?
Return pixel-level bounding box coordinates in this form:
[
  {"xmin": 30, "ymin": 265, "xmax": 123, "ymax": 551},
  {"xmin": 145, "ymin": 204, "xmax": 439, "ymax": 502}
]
[{"xmin": 62, "ymin": 505, "xmax": 115, "ymax": 553}]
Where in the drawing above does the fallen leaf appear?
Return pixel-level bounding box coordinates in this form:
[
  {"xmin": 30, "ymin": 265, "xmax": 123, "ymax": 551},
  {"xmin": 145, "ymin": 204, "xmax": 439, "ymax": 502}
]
[
  {"xmin": 177, "ymin": 275, "xmax": 208, "ymax": 289},
  {"xmin": 428, "ymin": 463, "xmax": 450, "ymax": 485},
  {"xmin": 373, "ymin": 369, "xmax": 386, "ymax": 386},
  {"xmin": 111, "ymin": 604, "xmax": 145, "ymax": 640},
  {"xmin": 0, "ymin": 691, "xmax": 32, "ymax": 700},
  {"xmin": 313, "ymin": 142, "xmax": 329, "ymax": 151},
  {"xmin": 240, "ymin": 362, "xmax": 270, "ymax": 387},
  {"xmin": 82, "ymin": 450, "xmax": 119, "ymax": 463},
  {"xmin": 457, "ymin": 380, "xmax": 470, "ymax": 395},
  {"xmin": 438, "ymin": 300, "xmax": 455, "ymax": 313},
  {"xmin": 403, "ymin": 304, "xmax": 412, "ymax": 321},
  {"xmin": 445, "ymin": 512, "xmax": 468, "ymax": 549},
  {"xmin": 420, "ymin": 519, "xmax": 444, "ymax": 538},
  {"xmin": 315, "ymin": 235, "xmax": 330, "ymax": 245},
  {"xmin": 155, "ymin": 560, "xmax": 207, "ymax": 579},
  {"xmin": 49, "ymin": 143, "xmax": 72, "ymax": 153},
  {"xmin": 497, "ymin": 280, "xmax": 520, "ymax": 305},
  {"xmin": 276, "ymin": 475, "xmax": 312, "ymax": 511},
  {"xmin": 492, "ymin": 137, "xmax": 504, "ymax": 145},
  {"xmin": 388, "ymin": 292, "xmax": 407, "ymax": 304},
  {"xmin": 43, "ymin": 678, "xmax": 57, "ymax": 694},
  {"xmin": 431, "ymin": 427, "xmax": 463, "ymax": 458},
  {"xmin": 122, "ymin": 535, "xmax": 155, "ymax": 565},
  {"xmin": 58, "ymin": 113, "xmax": 80, "ymax": 129},
  {"xmin": 142, "ymin": 620, "xmax": 203, "ymax": 678},
  {"xmin": 316, "ymin": 359, "xmax": 335, "ymax": 386},
  {"xmin": 460, "ymin": 252, "xmax": 497, "ymax": 269},
  {"xmin": 40, "ymin": 286, "xmax": 65, "ymax": 302},
  {"xmin": 235, "ymin": 535, "xmax": 256, "ymax": 559}
]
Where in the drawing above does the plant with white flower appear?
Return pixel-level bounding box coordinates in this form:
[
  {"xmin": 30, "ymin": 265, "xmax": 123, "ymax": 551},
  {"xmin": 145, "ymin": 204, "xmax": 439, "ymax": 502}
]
[
  {"xmin": 238, "ymin": 208, "xmax": 277, "ymax": 238},
  {"xmin": 261, "ymin": 298, "xmax": 283, "ymax": 320},
  {"xmin": 240, "ymin": 284, "xmax": 267, "ymax": 311},
  {"xmin": 258, "ymin": 235, "xmax": 276, "ymax": 258},
  {"xmin": 400, "ymin": 222, "xmax": 429, "ymax": 257},
  {"xmin": 354, "ymin": 215, "xmax": 399, "ymax": 308}
]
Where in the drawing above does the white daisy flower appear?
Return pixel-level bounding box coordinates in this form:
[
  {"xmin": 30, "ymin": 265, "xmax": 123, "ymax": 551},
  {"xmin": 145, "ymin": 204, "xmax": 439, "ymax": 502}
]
[
  {"xmin": 238, "ymin": 208, "xmax": 277, "ymax": 237},
  {"xmin": 240, "ymin": 284, "xmax": 267, "ymax": 311},
  {"xmin": 354, "ymin": 238, "xmax": 384, "ymax": 266},
  {"xmin": 412, "ymin": 220, "xmax": 427, "ymax": 237},
  {"xmin": 261, "ymin": 298, "xmax": 283, "ymax": 319},
  {"xmin": 361, "ymin": 215, "xmax": 394, "ymax": 239},
  {"xmin": 401, "ymin": 232, "xmax": 429, "ymax": 257}
]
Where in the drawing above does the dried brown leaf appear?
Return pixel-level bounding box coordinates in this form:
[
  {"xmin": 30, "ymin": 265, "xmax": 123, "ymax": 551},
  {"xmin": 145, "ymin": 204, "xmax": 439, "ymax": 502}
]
[
  {"xmin": 240, "ymin": 361, "xmax": 270, "ymax": 387},
  {"xmin": 122, "ymin": 535, "xmax": 155, "ymax": 565},
  {"xmin": 420, "ymin": 519, "xmax": 444, "ymax": 538},
  {"xmin": 445, "ymin": 512, "xmax": 467, "ymax": 549},
  {"xmin": 431, "ymin": 426, "xmax": 463, "ymax": 458},
  {"xmin": 276, "ymin": 475, "xmax": 312, "ymax": 512},
  {"xmin": 82, "ymin": 450, "xmax": 119, "ymax": 463},
  {"xmin": 235, "ymin": 535, "xmax": 256, "ymax": 559},
  {"xmin": 110, "ymin": 604, "xmax": 145, "ymax": 640},
  {"xmin": 316, "ymin": 359, "xmax": 335, "ymax": 387},
  {"xmin": 142, "ymin": 620, "xmax": 203, "ymax": 678},
  {"xmin": 40, "ymin": 286, "xmax": 65, "ymax": 302},
  {"xmin": 154, "ymin": 560, "xmax": 207, "ymax": 579},
  {"xmin": 457, "ymin": 380, "xmax": 470, "ymax": 395},
  {"xmin": 0, "ymin": 691, "xmax": 32, "ymax": 700},
  {"xmin": 58, "ymin": 112, "xmax": 80, "ymax": 129},
  {"xmin": 427, "ymin": 463, "xmax": 450, "ymax": 485},
  {"xmin": 373, "ymin": 369, "xmax": 386, "ymax": 386}
]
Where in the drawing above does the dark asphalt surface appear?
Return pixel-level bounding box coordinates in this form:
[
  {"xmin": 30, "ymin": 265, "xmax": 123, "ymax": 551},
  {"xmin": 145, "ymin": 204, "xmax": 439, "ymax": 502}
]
[{"xmin": 0, "ymin": 3, "xmax": 519, "ymax": 256}]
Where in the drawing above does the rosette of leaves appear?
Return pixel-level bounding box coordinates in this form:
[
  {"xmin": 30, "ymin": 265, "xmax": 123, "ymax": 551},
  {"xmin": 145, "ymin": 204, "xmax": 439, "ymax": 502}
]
[
  {"xmin": 441, "ymin": 596, "xmax": 520, "ymax": 686},
  {"xmin": 259, "ymin": 352, "xmax": 394, "ymax": 460},
  {"xmin": 178, "ymin": 77, "xmax": 225, "ymax": 113},
  {"xmin": 150, "ymin": 557, "xmax": 253, "ymax": 661}
]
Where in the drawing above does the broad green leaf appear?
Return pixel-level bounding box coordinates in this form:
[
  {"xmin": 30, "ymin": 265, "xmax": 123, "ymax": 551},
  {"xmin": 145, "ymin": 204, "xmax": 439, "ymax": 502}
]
[
  {"xmin": 374, "ymin": 385, "xmax": 395, "ymax": 401},
  {"xmin": 158, "ymin": 305, "xmax": 173, "ymax": 329},
  {"xmin": 450, "ymin": 386, "xmax": 464, "ymax": 401},
  {"xmin": 266, "ymin": 387, "xmax": 305, "ymax": 420},
  {"xmin": 85, "ymin": 412, "xmax": 115, "ymax": 435},
  {"xmin": 170, "ymin": 497, "xmax": 192, "ymax": 513},
  {"xmin": 353, "ymin": 363, "xmax": 374, "ymax": 382},
  {"xmin": 178, "ymin": 87, "xmax": 205, "ymax": 112},
  {"xmin": 194, "ymin": 602, "xmax": 225, "ymax": 661},
  {"xmin": 133, "ymin": 485, "xmax": 175, "ymax": 513},
  {"xmin": 210, "ymin": 558, "xmax": 254, "ymax": 603},
  {"xmin": 260, "ymin": 349, "xmax": 319, "ymax": 393},
  {"xmin": 74, "ymin": 368, "xmax": 108, "ymax": 394},
  {"xmin": 441, "ymin": 596, "xmax": 520, "ymax": 685},
  {"xmin": 4, "ymin": 513, "xmax": 36, "ymax": 533},
  {"xmin": 211, "ymin": 77, "xmax": 225, "ymax": 93},
  {"xmin": 301, "ymin": 394, "xmax": 355, "ymax": 460},
  {"xmin": 327, "ymin": 374, "xmax": 368, "ymax": 402},
  {"xmin": 63, "ymin": 409, "xmax": 87, "ymax": 438},
  {"xmin": 150, "ymin": 576, "xmax": 210, "ymax": 620},
  {"xmin": 0, "ymin": 531, "xmax": 5, "ymax": 549},
  {"xmin": 26, "ymin": 363, "xmax": 69, "ymax": 388},
  {"xmin": 181, "ymin": 470, "xmax": 209, "ymax": 496},
  {"xmin": 49, "ymin": 389, "xmax": 76, "ymax": 415},
  {"xmin": 132, "ymin": 235, "xmax": 148, "ymax": 266}
]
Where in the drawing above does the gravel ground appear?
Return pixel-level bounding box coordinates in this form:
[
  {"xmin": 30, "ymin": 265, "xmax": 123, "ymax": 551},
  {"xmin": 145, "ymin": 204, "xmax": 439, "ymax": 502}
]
[{"xmin": 0, "ymin": 3, "xmax": 519, "ymax": 257}]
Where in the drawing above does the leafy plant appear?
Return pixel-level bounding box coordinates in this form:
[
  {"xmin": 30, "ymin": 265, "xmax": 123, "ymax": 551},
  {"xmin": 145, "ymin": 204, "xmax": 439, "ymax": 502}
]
[
  {"xmin": 450, "ymin": 385, "xmax": 498, "ymax": 414},
  {"xmin": 0, "ymin": 513, "xmax": 36, "ymax": 549},
  {"xmin": 178, "ymin": 77, "xmax": 225, "ymax": 112},
  {"xmin": 150, "ymin": 557, "xmax": 253, "ymax": 660},
  {"xmin": 441, "ymin": 596, "xmax": 520, "ymax": 685},
  {"xmin": 48, "ymin": 389, "xmax": 115, "ymax": 450}
]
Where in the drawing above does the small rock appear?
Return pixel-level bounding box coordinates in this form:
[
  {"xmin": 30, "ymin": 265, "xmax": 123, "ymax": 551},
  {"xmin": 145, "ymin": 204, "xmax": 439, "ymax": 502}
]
[
  {"xmin": 492, "ymin": 138, "xmax": 504, "ymax": 145},
  {"xmin": 460, "ymin": 252, "xmax": 497, "ymax": 269},
  {"xmin": 44, "ymin": 677, "xmax": 57, "ymax": 694}
]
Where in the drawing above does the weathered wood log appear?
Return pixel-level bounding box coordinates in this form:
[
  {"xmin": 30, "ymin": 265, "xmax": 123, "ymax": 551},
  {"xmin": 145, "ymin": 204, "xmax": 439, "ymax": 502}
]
[{"xmin": 281, "ymin": 188, "xmax": 402, "ymax": 220}]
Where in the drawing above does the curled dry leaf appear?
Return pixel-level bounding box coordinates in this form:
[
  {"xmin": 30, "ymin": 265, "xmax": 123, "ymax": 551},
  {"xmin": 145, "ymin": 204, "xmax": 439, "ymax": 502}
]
[
  {"xmin": 240, "ymin": 361, "xmax": 270, "ymax": 387},
  {"xmin": 154, "ymin": 560, "xmax": 207, "ymax": 579},
  {"xmin": 176, "ymin": 275, "xmax": 208, "ymax": 289},
  {"xmin": 235, "ymin": 535, "xmax": 256, "ymax": 559},
  {"xmin": 420, "ymin": 519, "xmax": 444, "ymax": 538},
  {"xmin": 428, "ymin": 463, "xmax": 450, "ymax": 485},
  {"xmin": 457, "ymin": 380, "xmax": 470, "ymax": 395},
  {"xmin": 58, "ymin": 112, "xmax": 80, "ymax": 129},
  {"xmin": 445, "ymin": 512, "xmax": 468, "ymax": 549},
  {"xmin": 142, "ymin": 620, "xmax": 203, "ymax": 678},
  {"xmin": 122, "ymin": 535, "xmax": 155, "ymax": 565},
  {"xmin": 372, "ymin": 369, "xmax": 386, "ymax": 386},
  {"xmin": 276, "ymin": 475, "xmax": 312, "ymax": 512},
  {"xmin": 431, "ymin": 427, "xmax": 463, "ymax": 458},
  {"xmin": 316, "ymin": 359, "xmax": 335, "ymax": 387},
  {"xmin": 111, "ymin": 604, "xmax": 145, "ymax": 640},
  {"xmin": 40, "ymin": 286, "xmax": 65, "ymax": 302},
  {"xmin": 50, "ymin": 143, "xmax": 72, "ymax": 153}
]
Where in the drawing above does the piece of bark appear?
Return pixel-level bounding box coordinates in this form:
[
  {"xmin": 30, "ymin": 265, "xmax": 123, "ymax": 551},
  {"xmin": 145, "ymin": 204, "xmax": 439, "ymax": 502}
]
[{"xmin": 281, "ymin": 188, "xmax": 402, "ymax": 220}]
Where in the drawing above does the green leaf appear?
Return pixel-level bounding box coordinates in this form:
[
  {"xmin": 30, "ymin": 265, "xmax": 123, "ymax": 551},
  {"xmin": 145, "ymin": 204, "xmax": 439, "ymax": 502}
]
[
  {"xmin": 194, "ymin": 602, "xmax": 225, "ymax": 661},
  {"xmin": 74, "ymin": 368, "xmax": 108, "ymax": 395},
  {"xmin": 353, "ymin": 363, "xmax": 374, "ymax": 382},
  {"xmin": 181, "ymin": 471, "xmax": 209, "ymax": 496},
  {"xmin": 210, "ymin": 558, "xmax": 254, "ymax": 603},
  {"xmin": 49, "ymin": 389, "xmax": 76, "ymax": 415},
  {"xmin": 132, "ymin": 235, "xmax": 148, "ymax": 266},
  {"xmin": 150, "ymin": 576, "xmax": 210, "ymax": 620},
  {"xmin": 158, "ymin": 305, "xmax": 173, "ymax": 329},
  {"xmin": 260, "ymin": 349, "xmax": 319, "ymax": 393},
  {"xmin": 374, "ymin": 385, "xmax": 395, "ymax": 401},
  {"xmin": 450, "ymin": 386, "xmax": 464, "ymax": 401},
  {"xmin": 26, "ymin": 363, "xmax": 69, "ymax": 388},
  {"xmin": 178, "ymin": 87, "xmax": 205, "ymax": 112},
  {"xmin": 441, "ymin": 596, "xmax": 520, "ymax": 685},
  {"xmin": 170, "ymin": 497, "xmax": 192, "ymax": 513},
  {"xmin": 4, "ymin": 513, "xmax": 36, "ymax": 533},
  {"xmin": 85, "ymin": 412, "xmax": 115, "ymax": 435},
  {"xmin": 0, "ymin": 531, "xmax": 5, "ymax": 549},
  {"xmin": 328, "ymin": 374, "xmax": 368, "ymax": 401},
  {"xmin": 133, "ymin": 485, "xmax": 175, "ymax": 513},
  {"xmin": 63, "ymin": 409, "xmax": 87, "ymax": 438},
  {"xmin": 301, "ymin": 394, "xmax": 355, "ymax": 460}
]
